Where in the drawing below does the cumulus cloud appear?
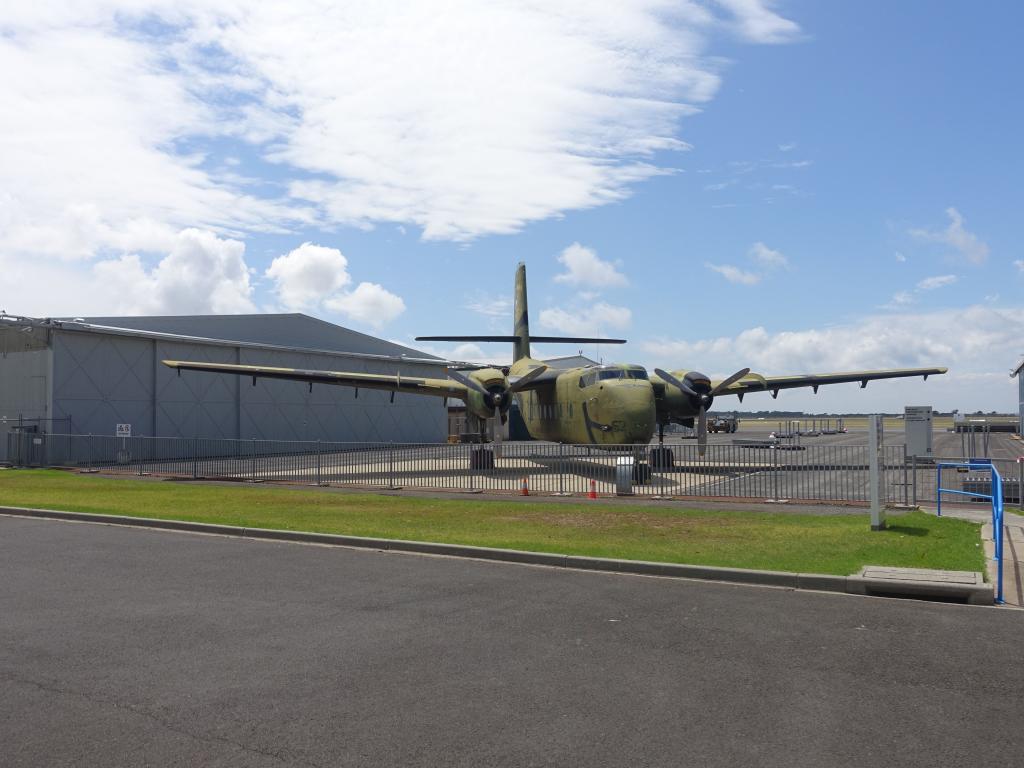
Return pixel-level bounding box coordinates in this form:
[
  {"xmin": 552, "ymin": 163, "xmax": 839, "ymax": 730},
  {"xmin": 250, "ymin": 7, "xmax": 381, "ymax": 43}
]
[
  {"xmin": 705, "ymin": 263, "xmax": 761, "ymax": 285},
  {"xmin": 538, "ymin": 302, "xmax": 631, "ymax": 336},
  {"xmin": 641, "ymin": 305, "xmax": 1024, "ymax": 411},
  {"xmin": 324, "ymin": 282, "xmax": 406, "ymax": 329},
  {"xmin": 265, "ymin": 243, "xmax": 352, "ymax": 310},
  {"xmin": 263, "ymin": 243, "xmax": 405, "ymax": 329},
  {"xmin": 910, "ymin": 207, "xmax": 989, "ymax": 264},
  {"xmin": 553, "ymin": 243, "xmax": 628, "ymax": 288},
  {"xmin": 1014, "ymin": 259, "xmax": 1024, "ymax": 273}
]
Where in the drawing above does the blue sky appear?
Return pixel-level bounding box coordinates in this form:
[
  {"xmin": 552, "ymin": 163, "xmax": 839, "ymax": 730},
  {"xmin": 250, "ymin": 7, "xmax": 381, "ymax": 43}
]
[{"xmin": 1, "ymin": 1, "xmax": 1021, "ymax": 412}]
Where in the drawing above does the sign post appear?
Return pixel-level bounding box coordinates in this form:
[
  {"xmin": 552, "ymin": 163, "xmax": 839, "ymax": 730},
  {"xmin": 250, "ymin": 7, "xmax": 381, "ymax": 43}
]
[{"xmin": 868, "ymin": 414, "xmax": 886, "ymax": 531}]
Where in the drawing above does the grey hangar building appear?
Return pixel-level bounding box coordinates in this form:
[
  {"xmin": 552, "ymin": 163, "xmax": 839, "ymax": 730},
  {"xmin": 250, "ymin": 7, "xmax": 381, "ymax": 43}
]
[{"xmin": 0, "ymin": 313, "xmax": 448, "ymax": 462}]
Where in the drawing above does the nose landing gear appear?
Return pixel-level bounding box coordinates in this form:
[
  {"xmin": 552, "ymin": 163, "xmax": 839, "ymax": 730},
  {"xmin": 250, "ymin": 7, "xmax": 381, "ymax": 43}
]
[{"xmin": 649, "ymin": 421, "xmax": 674, "ymax": 469}]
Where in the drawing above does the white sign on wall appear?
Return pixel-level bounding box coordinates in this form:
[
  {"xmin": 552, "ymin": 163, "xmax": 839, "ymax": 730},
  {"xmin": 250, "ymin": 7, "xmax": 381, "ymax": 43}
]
[{"xmin": 116, "ymin": 423, "xmax": 132, "ymax": 438}]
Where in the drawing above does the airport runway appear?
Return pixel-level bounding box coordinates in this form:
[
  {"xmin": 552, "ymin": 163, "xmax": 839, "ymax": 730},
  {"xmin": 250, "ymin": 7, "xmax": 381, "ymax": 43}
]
[{"xmin": 2, "ymin": 516, "xmax": 1022, "ymax": 767}]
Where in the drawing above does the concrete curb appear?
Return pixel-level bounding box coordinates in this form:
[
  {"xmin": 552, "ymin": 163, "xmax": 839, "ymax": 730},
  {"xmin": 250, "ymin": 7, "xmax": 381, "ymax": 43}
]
[{"xmin": 0, "ymin": 505, "xmax": 992, "ymax": 603}]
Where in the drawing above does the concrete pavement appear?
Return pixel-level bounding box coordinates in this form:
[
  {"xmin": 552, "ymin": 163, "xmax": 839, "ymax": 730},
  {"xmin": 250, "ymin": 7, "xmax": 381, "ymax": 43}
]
[{"xmin": 2, "ymin": 515, "xmax": 1023, "ymax": 767}]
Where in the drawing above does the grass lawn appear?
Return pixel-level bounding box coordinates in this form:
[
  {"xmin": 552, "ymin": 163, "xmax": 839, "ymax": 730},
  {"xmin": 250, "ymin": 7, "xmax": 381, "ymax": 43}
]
[{"xmin": 0, "ymin": 469, "xmax": 986, "ymax": 576}]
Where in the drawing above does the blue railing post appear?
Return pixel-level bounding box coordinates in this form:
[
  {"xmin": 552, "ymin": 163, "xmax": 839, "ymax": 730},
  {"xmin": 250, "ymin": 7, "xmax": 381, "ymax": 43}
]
[{"xmin": 936, "ymin": 461, "xmax": 1003, "ymax": 604}]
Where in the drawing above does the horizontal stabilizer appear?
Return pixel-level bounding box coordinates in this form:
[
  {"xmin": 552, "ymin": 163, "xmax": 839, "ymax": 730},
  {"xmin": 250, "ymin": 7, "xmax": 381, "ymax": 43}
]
[
  {"xmin": 416, "ymin": 336, "xmax": 519, "ymax": 342},
  {"xmin": 416, "ymin": 335, "xmax": 626, "ymax": 344},
  {"xmin": 530, "ymin": 336, "xmax": 626, "ymax": 344}
]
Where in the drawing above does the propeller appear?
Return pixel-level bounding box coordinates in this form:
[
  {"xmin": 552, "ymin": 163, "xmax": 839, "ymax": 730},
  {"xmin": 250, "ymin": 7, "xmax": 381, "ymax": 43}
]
[
  {"xmin": 655, "ymin": 367, "xmax": 750, "ymax": 456},
  {"xmin": 446, "ymin": 365, "xmax": 548, "ymax": 457}
]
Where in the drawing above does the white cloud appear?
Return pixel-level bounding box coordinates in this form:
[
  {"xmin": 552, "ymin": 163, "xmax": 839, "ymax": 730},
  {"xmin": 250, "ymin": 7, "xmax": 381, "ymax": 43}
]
[
  {"xmin": 265, "ymin": 243, "xmax": 352, "ymax": 310},
  {"xmin": 465, "ymin": 295, "xmax": 513, "ymax": 319},
  {"xmin": 748, "ymin": 241, "xmax": 788, "ymax": 269},
  {"xmin": 778, "ymin": 142, "xmax": 797, "ymax": 152},
  {"xmin": 538, "ymin": 302, "xmax": 631, "ymax": 336},
  {"xmin": 1, "ymin": 228, "xmax": 254, "ymax": 316},
  {"xmin": 895, "ymin": 251, "xmax": 907, "ymax": 262},
  {"xmin": 916, "ymin": 274, "xmax": 957, "ymax": 291},
  {"xmin": 910, "ymin": 207, "xmax": 989, "ymax": 264},
  {"xmin": 641, "ymin": 305, "xmax": 1024, "ymax": 411},
  {"xmin": 1014, "ymin": 259, "xmax": 1024, "ymax": 273},
  {"xmin": 325, "ymin": 282, "xmax": 406, "ymax": 329},
  {"xmin": 705, "ymin": 263, "xmax": 761, "ymax": 285},
  {"xmin": 553, "ymin": 243, "xmax": 628, "ymax": 288},
  {"xmin": 0, "ymin": 1, "xmax": 803, "ymax": 257},
  {"xmin": 890, "ymin": 291, "xmax": 914, "ymax": 306},
  {"xmin": 715, "ymin": 0, "xmax": 801, "ymax": 43}
]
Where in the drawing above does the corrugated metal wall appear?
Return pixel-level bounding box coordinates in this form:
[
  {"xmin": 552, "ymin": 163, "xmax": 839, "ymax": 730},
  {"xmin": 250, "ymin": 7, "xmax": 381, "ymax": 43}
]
[{"xmin": 48, "ymin": 329, "xmax": 446, "ymax": 443}]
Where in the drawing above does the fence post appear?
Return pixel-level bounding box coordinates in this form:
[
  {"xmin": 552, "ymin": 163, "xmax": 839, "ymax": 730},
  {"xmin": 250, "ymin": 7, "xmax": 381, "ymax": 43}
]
[
  {"xmin": 250, "ymin": 438, "xmax": 256, "ymax": 482},
  {"xmin": 868, "ymin": 414, "xmax": 885, "ymax": 530},
  {"xmin": 911, "ymin": 453, "xmax": 917, "ymax": 506},
  {"xmin": 1017, "ymin": 457, "xmax": 1023, "ymax": 513},
  {"xmin": 388, "ymin": 442, "xmax": 395, "ymax": 489},
  {"xmin": 316, "ymin": 439, "xmax": 322, "ymax": 486},
  {"xmin": 771, "ymin": 445, "xmax": 779, "ymax": 501},
  {"xmin": 558, "ymin": 443, "xmax": 564, "ymax": 495},
  {"xmin": 901, "ymin": 446, "xmax": 908, "ymax": 507}
]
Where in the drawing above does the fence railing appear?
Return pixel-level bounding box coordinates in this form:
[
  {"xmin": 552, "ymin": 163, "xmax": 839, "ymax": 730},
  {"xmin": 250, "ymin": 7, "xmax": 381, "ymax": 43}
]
[
  {"xmin": 5, "ymin": 432, "xmax": 948, "ymax": 504},
  {"xmin": 937, "ymin": 461, "xmax": 1005, "ymax": 604}
]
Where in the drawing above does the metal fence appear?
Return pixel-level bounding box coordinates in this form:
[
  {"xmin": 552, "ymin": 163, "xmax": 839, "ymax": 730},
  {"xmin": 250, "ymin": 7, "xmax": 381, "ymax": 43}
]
[{"xmin": 8, "ymin": 431, "xmax": 976, "ymax": 505}]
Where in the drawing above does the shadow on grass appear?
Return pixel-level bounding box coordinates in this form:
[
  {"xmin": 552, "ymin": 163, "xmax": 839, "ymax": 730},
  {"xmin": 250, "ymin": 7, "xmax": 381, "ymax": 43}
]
[{"xmin": 883, "ymin": 525, "xmax": 931, "ymax": 537}]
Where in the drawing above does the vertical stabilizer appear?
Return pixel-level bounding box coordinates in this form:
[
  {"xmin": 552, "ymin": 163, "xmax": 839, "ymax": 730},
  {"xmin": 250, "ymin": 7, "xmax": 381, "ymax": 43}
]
[{"xmin": 513, "ymin": 262, "xmax": 531, "ymax": 362}]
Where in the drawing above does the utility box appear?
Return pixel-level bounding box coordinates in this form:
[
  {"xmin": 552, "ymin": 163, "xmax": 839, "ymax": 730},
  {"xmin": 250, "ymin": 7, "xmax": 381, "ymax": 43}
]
[{"xmin": 905, "ymin": 405, "xmax": 933, "ymax": 457}]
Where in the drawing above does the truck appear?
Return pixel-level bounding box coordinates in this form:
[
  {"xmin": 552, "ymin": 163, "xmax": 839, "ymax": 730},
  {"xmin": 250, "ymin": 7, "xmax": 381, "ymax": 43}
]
[{"xmin": 707, "ymin": 413, "xmax": 739, "ymax": 433}]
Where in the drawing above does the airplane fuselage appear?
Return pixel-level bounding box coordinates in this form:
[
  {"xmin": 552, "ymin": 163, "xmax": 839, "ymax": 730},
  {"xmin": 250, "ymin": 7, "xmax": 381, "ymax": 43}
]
[{"xmin": 511, "ymin": 358, "xmax": 660, "ymax": 445}]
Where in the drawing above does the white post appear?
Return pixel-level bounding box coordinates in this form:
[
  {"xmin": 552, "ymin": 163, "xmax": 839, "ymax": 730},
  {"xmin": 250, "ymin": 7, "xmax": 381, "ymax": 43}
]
[{"xmin": 868, "ymin": 414, "xmax": 885, "ymax": 530}]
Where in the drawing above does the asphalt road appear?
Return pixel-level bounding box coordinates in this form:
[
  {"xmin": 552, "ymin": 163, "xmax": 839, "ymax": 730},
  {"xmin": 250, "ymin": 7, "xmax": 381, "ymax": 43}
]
[{"xmin": 2, "ymin": 516, "xmax": 1022, "ymax": 767}]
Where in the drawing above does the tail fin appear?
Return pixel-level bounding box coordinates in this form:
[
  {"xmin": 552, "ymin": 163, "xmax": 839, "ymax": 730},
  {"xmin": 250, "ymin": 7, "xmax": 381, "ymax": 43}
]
[
  {"xmin": 415, "ymin": 262, "xmax": 628, "ymax": 356},
  {"xmin": 513, "ymin": 262, "xmax": 531, "ymax": 362}
]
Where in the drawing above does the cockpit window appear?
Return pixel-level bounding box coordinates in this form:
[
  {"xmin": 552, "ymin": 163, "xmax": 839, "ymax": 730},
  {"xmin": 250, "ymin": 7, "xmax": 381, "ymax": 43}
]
[{"xmin": 594, "ymin": 368, "xmax": 649, "ymax": 381}]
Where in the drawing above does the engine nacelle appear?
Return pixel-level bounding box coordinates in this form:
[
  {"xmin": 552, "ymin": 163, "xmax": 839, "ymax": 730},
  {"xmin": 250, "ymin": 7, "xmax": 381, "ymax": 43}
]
[
  {"xmin": 656, "ymin": 369, "xmax": 713, "ymax": 422},
  {"xmin": 462, "ymin": 367, "xmax": 512, "ymax": 421}
]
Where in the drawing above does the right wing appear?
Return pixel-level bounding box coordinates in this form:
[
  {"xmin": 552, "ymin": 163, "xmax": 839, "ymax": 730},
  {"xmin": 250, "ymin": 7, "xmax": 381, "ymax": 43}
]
[
  {"xmin": 713, "ymin": 367, "xmax": 948, "ymax": 399},
  {"xmin": 162, "ymin": 360, "xmax": 467, "ymax": 400}
]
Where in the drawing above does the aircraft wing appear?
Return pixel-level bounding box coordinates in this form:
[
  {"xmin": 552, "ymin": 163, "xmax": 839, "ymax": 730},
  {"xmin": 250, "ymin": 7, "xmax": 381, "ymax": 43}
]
[
  {"xmin": 712, "ymin": 367, "xmax": 948, "ymax": 399},
  {"xmin": 162, "ymin": 360, "xmax": 466, "ymax": 399}
]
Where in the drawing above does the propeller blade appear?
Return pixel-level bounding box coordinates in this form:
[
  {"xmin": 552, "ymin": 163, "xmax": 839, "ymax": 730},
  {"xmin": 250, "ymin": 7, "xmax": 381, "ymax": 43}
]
[
  {"xmin": 447, "ymin": 367, "xmax": 488, "ymax": 395},
  {"xmin": 509, "ymin": 364, "xmax": 548, "ymax": 392},
  {"xmin": 654, "ymin": 368, "xmax": 700, "ymax": 398},
  {"xmin": 493, "ymin": 404, "xmax": 503, "ymax": 458},
  {"xmin": 697, "ymin": 407, "xmax": 708, "ymax": 457},
  {"xmin": 710, "ymin": 367, "xmax": 751, "ymax": 396}
]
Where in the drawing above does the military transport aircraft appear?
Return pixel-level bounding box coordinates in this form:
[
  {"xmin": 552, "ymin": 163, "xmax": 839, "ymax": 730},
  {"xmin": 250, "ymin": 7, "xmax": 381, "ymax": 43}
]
[{"xmin": 163, "ymin": 263, "xmax": 946, "ymax": 460}]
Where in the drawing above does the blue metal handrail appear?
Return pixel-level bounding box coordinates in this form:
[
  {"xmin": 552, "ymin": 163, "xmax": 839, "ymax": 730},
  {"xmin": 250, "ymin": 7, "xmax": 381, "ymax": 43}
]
[{"xmin": 937, "ymin": 460, "xmax": 1004, "ymax": 604}]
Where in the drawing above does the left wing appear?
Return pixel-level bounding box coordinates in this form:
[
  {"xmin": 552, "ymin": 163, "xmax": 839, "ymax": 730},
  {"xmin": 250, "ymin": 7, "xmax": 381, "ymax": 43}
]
[
  {"xmin": 712, "ymin": 367, "xmax": 948, "ymax": 400},
  {"xmin": 162, "ymin": 360, "xmax": 467, "ymax": 399}
]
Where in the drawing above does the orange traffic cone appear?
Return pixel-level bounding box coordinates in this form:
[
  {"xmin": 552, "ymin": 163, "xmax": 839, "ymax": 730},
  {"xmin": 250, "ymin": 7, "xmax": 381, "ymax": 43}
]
[
  {"xmin": 520, "ymin": 477, "xmax": 529, "ymax": 496},
  {"xmin": 588, "ymin": 479, "xmax": 597, "ymax": 499}
]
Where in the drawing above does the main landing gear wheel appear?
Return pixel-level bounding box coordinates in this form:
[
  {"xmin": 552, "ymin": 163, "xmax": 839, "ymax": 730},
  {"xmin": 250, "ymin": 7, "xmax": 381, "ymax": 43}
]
[
  {"xmin": 470, "ymin": 448, "xmax": 495, "ymax": 470},
  {"xmin": 632, "ymin": 462, "xmax": 652, "ymax": 484},
  {"xmin": 649, "ymin": 446, "xmax": 674, "ymax": 469}
]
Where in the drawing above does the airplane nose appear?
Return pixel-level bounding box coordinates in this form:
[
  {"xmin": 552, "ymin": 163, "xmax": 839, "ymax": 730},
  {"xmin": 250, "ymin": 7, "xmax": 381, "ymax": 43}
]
[{"xmin": 604, "ymin": 382, "xmax": 656, "ymax": 442}]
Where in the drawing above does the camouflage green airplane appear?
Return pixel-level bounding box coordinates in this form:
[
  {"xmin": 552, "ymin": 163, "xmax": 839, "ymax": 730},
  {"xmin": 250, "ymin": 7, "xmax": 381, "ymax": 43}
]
[{"xmin": 163, "ymin": 263, "xmax": 947, "ymax": 456}]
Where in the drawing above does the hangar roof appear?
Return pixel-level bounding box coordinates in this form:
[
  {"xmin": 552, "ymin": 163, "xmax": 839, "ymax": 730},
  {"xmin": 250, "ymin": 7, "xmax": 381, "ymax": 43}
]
[
  {"xmin": 542, "ymin": 355, "xmax": 599, "ymax": 369},
  {"xmin": 78, "ymin": 313, "xmax": 430, "ymax": 359},
  {"xmin": 1013, "ymin": 358, "xmax": 1024, "ymax": 378},
  {"xmin": 2, "ymin": 313, "xmax": 441, "ymax": 367}
]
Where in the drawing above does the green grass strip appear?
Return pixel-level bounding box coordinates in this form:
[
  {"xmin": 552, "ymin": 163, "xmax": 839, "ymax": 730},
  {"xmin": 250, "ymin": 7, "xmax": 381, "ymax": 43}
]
[{"xmin": 0, "ymin": 469, "xmax": 986, "ymax": 576}]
